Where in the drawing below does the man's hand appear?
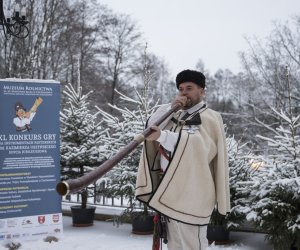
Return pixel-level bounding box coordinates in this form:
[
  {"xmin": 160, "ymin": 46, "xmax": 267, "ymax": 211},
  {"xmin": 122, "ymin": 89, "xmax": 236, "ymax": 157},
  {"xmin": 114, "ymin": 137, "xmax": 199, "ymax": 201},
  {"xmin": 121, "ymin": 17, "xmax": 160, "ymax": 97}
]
[
  {"xmin": 146, "ymin": 126, "xmax": 161, "ymax": 141},
  {"xmin": 24, "ymin": 112, "xmax": 31, "ymax": 118},
  {"xmin": 171, "ymin": 95, "xmax": 187, "ymax": 109}
]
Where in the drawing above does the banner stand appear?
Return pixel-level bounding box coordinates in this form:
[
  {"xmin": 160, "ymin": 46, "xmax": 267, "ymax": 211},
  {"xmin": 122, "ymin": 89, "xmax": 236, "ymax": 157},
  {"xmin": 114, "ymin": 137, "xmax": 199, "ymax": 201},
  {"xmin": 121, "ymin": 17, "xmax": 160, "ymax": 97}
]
[{"xmin": 0, "ymin": 79, "xmax": 63, "ymax": 243}]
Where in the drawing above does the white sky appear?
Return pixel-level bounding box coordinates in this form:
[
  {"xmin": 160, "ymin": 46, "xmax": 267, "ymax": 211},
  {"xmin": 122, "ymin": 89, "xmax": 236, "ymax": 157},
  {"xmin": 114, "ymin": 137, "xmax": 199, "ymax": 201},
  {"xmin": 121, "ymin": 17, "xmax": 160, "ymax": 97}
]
[{"xmin": 99, "ymin": 0, "xmax": 300, "ymax": 76}]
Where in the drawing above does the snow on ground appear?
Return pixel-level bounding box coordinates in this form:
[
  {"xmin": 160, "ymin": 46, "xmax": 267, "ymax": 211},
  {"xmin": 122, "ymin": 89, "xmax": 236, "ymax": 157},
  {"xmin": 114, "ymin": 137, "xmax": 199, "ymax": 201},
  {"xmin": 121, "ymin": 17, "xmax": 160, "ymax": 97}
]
[{"xmin": 0, "ymin": 216, "xmax": 272, "ymax": 250}]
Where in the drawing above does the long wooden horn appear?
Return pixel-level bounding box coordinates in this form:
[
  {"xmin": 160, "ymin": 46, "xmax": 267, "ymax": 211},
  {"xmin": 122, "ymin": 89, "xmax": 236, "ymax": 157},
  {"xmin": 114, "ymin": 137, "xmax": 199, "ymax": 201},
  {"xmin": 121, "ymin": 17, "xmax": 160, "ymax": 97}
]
[{"xmin": 56, "ymin": 103, "xmax": 182, "ymax": 196}]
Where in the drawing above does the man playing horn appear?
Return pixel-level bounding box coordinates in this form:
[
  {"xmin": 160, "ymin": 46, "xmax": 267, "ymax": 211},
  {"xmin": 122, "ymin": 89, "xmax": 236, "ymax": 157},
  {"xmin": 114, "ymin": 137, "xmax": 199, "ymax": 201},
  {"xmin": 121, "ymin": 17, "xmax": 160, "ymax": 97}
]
[{"xmin": 135, "ymin": 69, "xmax": 230, "ymax": 250}]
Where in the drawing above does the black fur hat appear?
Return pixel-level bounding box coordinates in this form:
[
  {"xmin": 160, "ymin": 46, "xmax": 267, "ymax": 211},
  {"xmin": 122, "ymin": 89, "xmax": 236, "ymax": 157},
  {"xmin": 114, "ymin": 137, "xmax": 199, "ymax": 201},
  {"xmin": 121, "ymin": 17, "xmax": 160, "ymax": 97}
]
[
  {"xmin": 175, "ymin": 69, "xmax": 206, "ymax": 89},
  {"xmin": 15, "ymin": 102, "xmax": 25, "ymax": 112}
]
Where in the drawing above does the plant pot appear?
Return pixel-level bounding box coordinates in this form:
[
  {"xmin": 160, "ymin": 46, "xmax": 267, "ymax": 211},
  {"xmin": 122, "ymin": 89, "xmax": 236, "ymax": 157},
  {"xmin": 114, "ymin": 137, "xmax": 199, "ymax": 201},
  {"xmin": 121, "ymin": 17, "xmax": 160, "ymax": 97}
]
[
  {"xmin": 132, "ymin": 214, "xmax": 154, "ymax": 235},
  {"xmin": 207, "ymin": 224, "xmax": 230, "ymax": 244},
  {"xmin": 290, "ymin": 242, "xmax": 298, "ymax": 250},
  {"xmin": 71, "ymin": 205, "xmax": 96, "ymax": 227}
]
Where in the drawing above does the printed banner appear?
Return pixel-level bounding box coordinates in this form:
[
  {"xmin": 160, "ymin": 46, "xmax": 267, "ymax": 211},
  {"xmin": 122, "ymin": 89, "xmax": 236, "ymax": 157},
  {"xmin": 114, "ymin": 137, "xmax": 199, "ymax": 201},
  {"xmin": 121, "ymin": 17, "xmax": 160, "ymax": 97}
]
[{"xmin": 0, "ymin": 79, "xmax": 62, "ymax": 242}]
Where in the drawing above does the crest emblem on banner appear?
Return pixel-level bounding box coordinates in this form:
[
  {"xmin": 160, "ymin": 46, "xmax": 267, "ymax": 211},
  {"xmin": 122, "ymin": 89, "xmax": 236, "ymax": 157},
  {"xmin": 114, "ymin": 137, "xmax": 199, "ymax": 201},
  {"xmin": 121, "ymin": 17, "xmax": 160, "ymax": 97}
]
[
  {"xmin": 38, "ymin": 216, "xmax": 45, "ymax": 224},
  {"xmin": 52, "ymin": 214, "xmax": 59, "ymax": 223}
]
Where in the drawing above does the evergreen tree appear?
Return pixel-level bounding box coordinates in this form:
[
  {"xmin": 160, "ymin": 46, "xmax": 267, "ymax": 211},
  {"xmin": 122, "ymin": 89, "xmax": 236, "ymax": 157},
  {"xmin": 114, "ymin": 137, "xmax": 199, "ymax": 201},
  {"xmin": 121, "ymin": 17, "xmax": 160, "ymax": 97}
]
[
  {"xmin": 60, "ymin": 81, "xmax": 106, "ymax": 208},
  {"xmin": 245, "ymin": 68, "xmax": 300, "ymax": 249},
  {"xmin": 96, "ymin": 47, "xmax": 160, "ymax": 210},
  {"xmin": 209, "ymin": 134, "xmax": 255, "ymax": 230},
  {"xmin": 225, "ymin": 135, "xmax": 254, "ymax": 229},
  {"xmin": 97, "ymin": 88, "xmax": 159, "ymax": 203}
]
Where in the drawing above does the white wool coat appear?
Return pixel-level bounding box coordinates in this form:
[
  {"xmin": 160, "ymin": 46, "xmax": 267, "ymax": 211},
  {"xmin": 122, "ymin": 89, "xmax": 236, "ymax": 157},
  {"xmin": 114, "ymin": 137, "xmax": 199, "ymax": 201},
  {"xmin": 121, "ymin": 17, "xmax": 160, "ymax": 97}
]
[{"xmin": 135, "ymin": 105, "xmax": 230, "ymax": 225}]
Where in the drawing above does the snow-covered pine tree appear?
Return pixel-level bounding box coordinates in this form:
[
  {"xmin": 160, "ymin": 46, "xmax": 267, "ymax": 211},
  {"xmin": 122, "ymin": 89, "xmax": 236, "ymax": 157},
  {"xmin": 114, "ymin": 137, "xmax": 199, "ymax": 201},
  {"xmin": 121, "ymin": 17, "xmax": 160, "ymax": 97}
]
[
  {"xmin": 97, "ymin": 91, "xmax": 158, "ymax": 200},
  {"xmin": 208, "ymin": 132, "xmax": 255, "ymax": 232},
  {"xmin": 96, "ymin": 45, "xmax": 160, "ymax": 210},
  {"xmin": 245, "ymin": 67, "xmax": 300, "ymax": 250},
  {"xmin": 60, "ymin": 81, "xmax": 107, "ymax": 208},
  {"xmin": 225, "ymin": 135, "xmax": 254, "ymax": 229}
]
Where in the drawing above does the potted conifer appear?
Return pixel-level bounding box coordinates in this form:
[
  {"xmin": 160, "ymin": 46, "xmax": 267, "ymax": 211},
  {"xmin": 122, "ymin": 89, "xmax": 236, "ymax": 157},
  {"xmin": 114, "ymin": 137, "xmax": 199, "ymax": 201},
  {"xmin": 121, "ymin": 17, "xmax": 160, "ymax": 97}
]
[
  {"xmin": 60, "ymin": 81, "xmax": 106, "ymax": 226},
  {"xmin": 96, "ymin": 100, "xmax": 155, "ymax": 233},
  {"xmin": 208, "ymin": 135, "xmax": 253, "ymax": 244},
  {"xmin": 207, "ymin": 208, "xmax": 230, "ymax": 244},
  {"xmin": 97, "ymin": 45, "xmax": 158, "ymax": 233}
]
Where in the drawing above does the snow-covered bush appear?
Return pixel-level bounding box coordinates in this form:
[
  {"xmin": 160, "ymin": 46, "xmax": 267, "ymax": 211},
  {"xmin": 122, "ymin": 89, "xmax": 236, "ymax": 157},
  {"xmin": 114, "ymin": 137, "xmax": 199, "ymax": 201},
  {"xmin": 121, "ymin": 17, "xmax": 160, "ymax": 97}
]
[{"xmin": 60, "ymin": 82, "xmax": 107, "ymax": 208}]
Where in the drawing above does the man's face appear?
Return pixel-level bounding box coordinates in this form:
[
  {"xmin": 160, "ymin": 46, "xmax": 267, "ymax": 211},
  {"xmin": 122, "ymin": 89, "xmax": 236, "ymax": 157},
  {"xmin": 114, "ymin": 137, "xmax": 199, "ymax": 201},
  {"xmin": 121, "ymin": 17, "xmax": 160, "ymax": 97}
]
[
  {"xmin": 178, "ymin": 82, "xmax": 205, "ymax": 109},
  {"xmin": 16, "ymin": 108, "xmax": 25, "ymax": 118}
]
